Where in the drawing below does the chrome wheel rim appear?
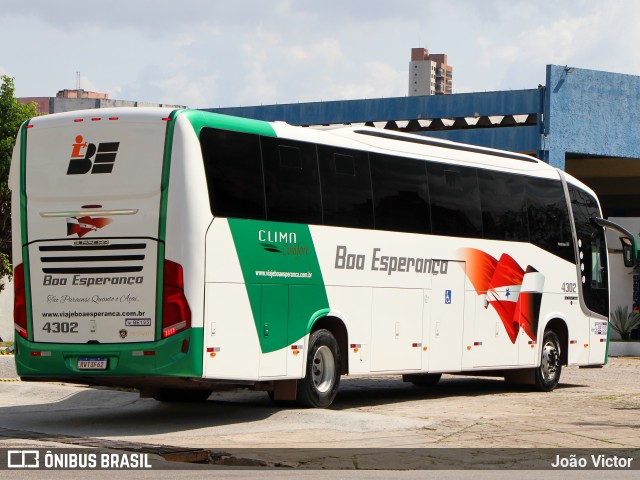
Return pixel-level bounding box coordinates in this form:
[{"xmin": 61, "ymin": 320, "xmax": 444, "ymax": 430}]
[
  {"xmin": 540, "ymin": 340, "xmax": 560, "ymax": 382},
  {"xmin": 312, "ymin": 345, "xmax": 335, "ymax": 393}
]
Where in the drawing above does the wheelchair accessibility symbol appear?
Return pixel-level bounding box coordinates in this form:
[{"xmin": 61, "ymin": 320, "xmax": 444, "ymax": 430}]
[{"xmin": 445, "ymin": 290, "xmax": 452, "ymax": 304}]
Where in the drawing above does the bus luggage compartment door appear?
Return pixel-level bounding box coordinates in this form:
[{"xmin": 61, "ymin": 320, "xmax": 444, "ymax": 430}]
[{"xmin": 426, "ymin": 261, "xmax": 466, "ymax": 372}]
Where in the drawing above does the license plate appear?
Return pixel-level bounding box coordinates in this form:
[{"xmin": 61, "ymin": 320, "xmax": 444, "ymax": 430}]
[{"xmin": 77, "ymin": 357, "xmax": 108, "ymax": 370}]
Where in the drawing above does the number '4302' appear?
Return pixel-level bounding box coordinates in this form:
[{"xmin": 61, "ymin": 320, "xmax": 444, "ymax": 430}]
[
  {"xmin": 561, "ymin": 283, "xmax": 577, "ymax": 293},
  {"xmin": 42, "ymin": 322, "xmax": 79, "ymax": 333}
]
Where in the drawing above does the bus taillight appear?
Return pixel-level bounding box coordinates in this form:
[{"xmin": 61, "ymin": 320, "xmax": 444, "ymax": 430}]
[
  {"xmin": 14, "ymin": 263, "xmax": 28, "ymax": 339},
  {"xmin": 162, "ymin": 260, "xmax": 191, "ymax": 338}
]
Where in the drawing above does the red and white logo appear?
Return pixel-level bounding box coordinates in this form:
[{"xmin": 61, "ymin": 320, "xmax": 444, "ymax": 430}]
[
  {"xmin": 66, "ymin": 216, "xmax": 113, "ymax": 238},
  {"xmin": 459, "ymin": 248, "xmax": 545, "ymax": 344}
]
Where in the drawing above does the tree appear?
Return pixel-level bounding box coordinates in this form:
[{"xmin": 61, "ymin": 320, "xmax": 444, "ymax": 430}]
[{"xmin": 0, "ymin": 76, "xmax": 39, "ymax": 292}]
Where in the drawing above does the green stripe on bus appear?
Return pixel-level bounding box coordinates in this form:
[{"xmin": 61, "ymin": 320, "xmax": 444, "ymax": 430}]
[
  {"xmin": 181, "ymin": 110, "xmax": 276, "ymax": 138},
  {"xmin": 227, "ymin": 219, "xmax": 329, "ymax": 353},
  {"xmin": 19, "ymin": 121, "xmax": 33, "ymax": 340}
]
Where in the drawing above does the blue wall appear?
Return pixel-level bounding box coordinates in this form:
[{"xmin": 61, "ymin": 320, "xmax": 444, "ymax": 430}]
[{"xmin": 544, "ymin": 64, "xmax": 640, "ymax": 169}]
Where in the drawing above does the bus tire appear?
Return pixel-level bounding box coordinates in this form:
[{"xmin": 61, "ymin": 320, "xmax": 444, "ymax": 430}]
[
  {"xmin": 534, "ymin": 330, "xmax": 562, "ymax": 392},
  {"xmin": 296, "ymin": 329, "xmax": 341, "ymax": 408},
  {"xmin": 152, "ymin": 388, "xmax": 212, "ymax": 402},
  {"xmin": 403, "ymin": 373, "xmax": 442, "ymax": 387}
]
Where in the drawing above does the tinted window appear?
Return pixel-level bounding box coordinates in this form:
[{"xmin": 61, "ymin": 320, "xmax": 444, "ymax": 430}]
[
  {"xmin": 200, "ymin": 128, "xmax": 265, "ymax": 220},
  {"xmin": 479, "ymin": 170, "xmax": 528, "ymax": 242},
  {"xmin": 261, "ymin": 137, "xmax": 321, "ymax": 224},
  {"xmin": 318, "ymin": 146, "xmax": 373, "ymax": 228},
  {"xmin": 570, "ymin": 186, "xmax": 608, "ymax": 316},
  {"xmin": 526, "ymin": 178, "xmax": 574, "ymax": 263},
  {"xmin": 371, "ymin": 153, "xmax": 430, "ymax": 234},
  {"xmin": 428, "ymin": 163, "xmax": 482, "ymax": 237}
]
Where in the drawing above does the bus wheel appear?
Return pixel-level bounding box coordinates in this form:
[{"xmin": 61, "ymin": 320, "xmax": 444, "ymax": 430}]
[
  {"xmin": 296, "ymin": 329, "xmax": 341, "ymax": 408},
  {"xmin": 534, "ymin": 330, "xmax": 562, "ymax": 392},
  {"xmin": 403, "ymin": 373, "xmax": 442, "ymax": 387},
  {"xmin": 152, "ymin": 388, "xmax": 212, "ymax": 402}
]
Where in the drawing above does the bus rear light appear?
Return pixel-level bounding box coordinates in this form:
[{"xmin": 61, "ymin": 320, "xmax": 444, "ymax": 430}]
[
  {"xmin": 91, "ymin": 117, "xmax": 101, "ymax": 121},
  {"xmin": 74, "ymin": 118, "xmax": 84, "ymax": 122},
  {"xmin": 162, "ymin": 321, "xmax": 187, "ymax": 339},
  {"xmin": 13, "ymin": 263, "xmax": 28, "ymax": 340},
  {"xmin": 161, "ymin": 260, "xmax": 191, "ymax": 339},
  {"xmin": 109, "ymin": 117, "xmax": 119, "ymax": 121}
]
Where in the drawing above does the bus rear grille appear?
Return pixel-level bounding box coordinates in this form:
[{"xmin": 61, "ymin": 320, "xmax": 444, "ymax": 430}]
[{"xmin": 38, "ymin": 242, "xmax": 147, "ymax": 274}]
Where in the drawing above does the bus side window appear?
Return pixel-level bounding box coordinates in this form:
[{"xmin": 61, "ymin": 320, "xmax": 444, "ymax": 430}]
[
  {"xmin": 428, "ymin": 163, "xmax": 482, "ymax": 238},
  {"xmin": 200, "ymin": 127, "xmax": 266, "ymax": 220},
  {"xmin": 318, "ymin": 146, "xmax": 373, "ymax": 229},
  {"xmin": 370, "ymin": 153, "xmax": 430, "ymax": 234},
  {"xmin": 525, "ymin": 178, "xmax": 575, "ymax": 263},
  {"xmin": 261, "ymin": 137, "xmax": 322, "ymax": 225},
  {"xmin": 479, "ymin": 170, "xmax": 528, "ymax": 242}
]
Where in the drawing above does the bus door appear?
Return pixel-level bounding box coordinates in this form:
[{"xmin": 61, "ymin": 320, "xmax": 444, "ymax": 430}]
[{"xmin": 569, "ymin": 186, "xmax": 610, "ymax": 364}]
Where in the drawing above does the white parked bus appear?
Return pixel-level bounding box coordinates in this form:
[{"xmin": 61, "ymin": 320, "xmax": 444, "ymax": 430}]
[{"xmin": 10, "ymin": 108, "xmax": 636, "ymax": 407}]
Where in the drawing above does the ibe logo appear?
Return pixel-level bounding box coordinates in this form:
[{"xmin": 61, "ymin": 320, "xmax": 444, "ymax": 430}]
[{"xmin": 67, "ymin": 135, "xmax": 120, "ymax": 175}]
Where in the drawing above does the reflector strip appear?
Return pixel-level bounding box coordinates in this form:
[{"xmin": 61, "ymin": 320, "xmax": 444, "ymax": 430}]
[
  {"xmin": 30, "ymin": 351, "xmax": 52, "ymax": 357},
  {"xmin": 206, "ymin": 347, "xmax": 221, "ymax": 353},
  {"xmin": 570, "ymin": 340, "xmax": 577, "ymax": 344},
  {"xmin": 412, "ymin": 343, "xmax": 422, "ymax": 348},
  {"xmin": 109, "ymin": 117, "xmax": 119, "ymax": 121},
  {"xmin": 74, "ymin": 119, "xmax": 83, "ymax": 122},
  {"xmin": 473, "ymin": 341, "xmax": 483, "ymax": 346},
  {"xmin": 132, "ymin": 351, "xmax": 155, "ymax": 356},
  {"xmin": 92, "ymin": 118, "xmax": 101, "ymax": 121}
]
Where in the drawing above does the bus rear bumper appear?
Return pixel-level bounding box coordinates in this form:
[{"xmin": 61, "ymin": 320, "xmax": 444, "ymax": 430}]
[{"xmin": 14, "ymin": 328, "xmax": 204, "ymax": 379}]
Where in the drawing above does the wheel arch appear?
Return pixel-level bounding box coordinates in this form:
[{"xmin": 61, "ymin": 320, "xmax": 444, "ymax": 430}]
[
  {"xmin": 542, "ymin": 317, "xmax": 569, "ymax": 365},
  {"xmin": 308, "ymin": 313, "xmax": 349, "ymax": 375}
]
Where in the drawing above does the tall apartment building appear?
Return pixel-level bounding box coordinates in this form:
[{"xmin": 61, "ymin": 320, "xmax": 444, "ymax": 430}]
[{"xmin": 409, "ymin": 47, "xmax": 453, "ymax": 96}]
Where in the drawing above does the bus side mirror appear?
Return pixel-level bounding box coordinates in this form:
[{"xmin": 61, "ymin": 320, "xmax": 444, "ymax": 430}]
[{"xmin": 621, "ymin": 238, "xmax": 637, "ymax": 268}]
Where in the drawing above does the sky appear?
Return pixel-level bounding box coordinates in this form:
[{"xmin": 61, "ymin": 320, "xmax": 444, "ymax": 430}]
[{"xmin": 1, "ymin": 0, "xmax": 640, "ymax": 109}]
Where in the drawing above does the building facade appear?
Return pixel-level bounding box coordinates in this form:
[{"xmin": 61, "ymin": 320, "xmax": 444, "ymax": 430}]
[{"xmin": 409, "ymin": 47, "xmax": 453, "ymax": 96}]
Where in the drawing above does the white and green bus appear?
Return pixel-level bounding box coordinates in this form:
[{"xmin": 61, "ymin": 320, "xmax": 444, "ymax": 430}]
[{"xmin": 10, "ymin": 108, "xmax": 636, "ymax": 408}]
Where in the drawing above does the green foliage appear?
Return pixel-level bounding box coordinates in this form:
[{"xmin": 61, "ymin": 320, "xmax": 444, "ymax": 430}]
[
  {"xmin": 0, "ymin": 75, "xmax": 39, "ymax": 292},
  {"xmin": 610, "ymin": 305, "xmax": 640, "ymax": 341}
]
